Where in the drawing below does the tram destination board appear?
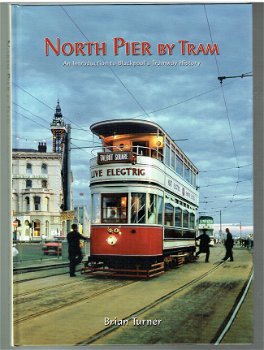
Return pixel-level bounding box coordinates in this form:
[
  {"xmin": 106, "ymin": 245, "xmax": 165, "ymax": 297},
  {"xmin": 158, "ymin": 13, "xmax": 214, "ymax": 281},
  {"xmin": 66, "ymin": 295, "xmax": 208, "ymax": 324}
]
[{"xmin": 97, "ymin": 151, "xmax": 136, "ymax": 165}]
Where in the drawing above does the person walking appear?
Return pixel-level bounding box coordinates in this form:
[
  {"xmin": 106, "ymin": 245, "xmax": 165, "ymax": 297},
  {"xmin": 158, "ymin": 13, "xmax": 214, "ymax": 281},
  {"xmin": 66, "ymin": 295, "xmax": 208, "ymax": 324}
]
[
  {"xmin": 222, "ymin": 228, "xmax": 234, "ymax": 261},
  {"xmin": 195, "ymin": 229, "xmax": 210, "ymax": 263},
  {"xmin": 67, "ymin": 223, "xmax": 88, "ymax": 277}
]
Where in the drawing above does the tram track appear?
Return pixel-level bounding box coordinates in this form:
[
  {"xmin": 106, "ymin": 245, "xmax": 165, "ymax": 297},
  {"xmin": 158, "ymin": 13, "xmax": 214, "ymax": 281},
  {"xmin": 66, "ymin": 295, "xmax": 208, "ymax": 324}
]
[
  {"xmin": 13, "ymin": 276, "xmax": 91, "ymax": 299},
  {"xmin": 13, "ymin": 262, "xmax": 69, "ymax": 274},
  {"xmin": 14, "ymin": 279, "xmax": 138, "ymax": 325},
  {"xmin": 13, "ymin": 247, "xmax": 253, "ymax": 346},
  {"xmin": 76, "ymin": 261, "xmax": 226, "ymax": 345},
  {"xmin": 213, "ymin": 269, "xmax": 254, "ymax": 344},
  {"xmin": 14, "ymin": 270, "xmax": 69, "ymax": 283},
  {"xmin": 13, "ymin": 263, "xmax": 76, "ymax": 283}
]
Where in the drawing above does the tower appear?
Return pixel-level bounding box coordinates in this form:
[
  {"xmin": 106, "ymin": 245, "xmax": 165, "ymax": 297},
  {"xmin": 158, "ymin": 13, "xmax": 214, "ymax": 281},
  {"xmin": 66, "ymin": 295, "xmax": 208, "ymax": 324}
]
[{"xmin": 50, "ymin": 100, "xmax": 67, "ymax": 153}]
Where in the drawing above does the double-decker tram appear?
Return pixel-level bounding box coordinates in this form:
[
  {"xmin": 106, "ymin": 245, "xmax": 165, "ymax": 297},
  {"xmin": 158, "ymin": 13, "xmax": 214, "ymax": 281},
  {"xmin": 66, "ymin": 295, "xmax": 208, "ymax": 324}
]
[
  {"xmin": 197, "ymin": 216, "xmax": 215, "ymax": 246},
  {"xmin": 87, "ymin": 119, "xmax": 199, "ymax": 277}
]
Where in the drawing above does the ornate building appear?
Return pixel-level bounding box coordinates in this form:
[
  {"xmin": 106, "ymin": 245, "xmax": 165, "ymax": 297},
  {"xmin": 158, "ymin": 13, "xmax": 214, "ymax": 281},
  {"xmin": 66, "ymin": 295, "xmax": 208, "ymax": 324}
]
[
  {"xmin": 12, "ymin": 143, "xmax": 63, "ymax": 240},
  {"xmin": 12, "ymin": 101, "xmax": 72, "ymax": 240}
]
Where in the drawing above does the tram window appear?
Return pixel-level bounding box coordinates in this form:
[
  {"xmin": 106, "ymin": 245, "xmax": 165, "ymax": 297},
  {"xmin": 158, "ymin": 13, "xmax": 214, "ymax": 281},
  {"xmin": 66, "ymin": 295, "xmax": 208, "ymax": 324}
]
[
  {"xmin": 176, "ymin": 156, "xmax": 183, "ymax": 176},
  {"xmin": 199, "ymin": 217, "xmax": 213, "ymax": 225},
  {"xmin": 175, "ymin": 207, "xmax": 182, "ymax": 227},
  {"xmin": 171, "ymin": 150, "xmax": 176, "ymax": 170},
  {"xmin": 131, "ymin": 193, "xmax": 146, "ymax": 224},
  {"xmin": 164, "ymin": 203, "xmax": 174, "ymax": 226},
  {"xmin": 183, "ymin": 210, "xmax": 189, "ymax": 228},
  {"xmin": 147, "ymin": 193, "xmax": 157, "ymax": 224},
  {"xmin": 191, "ymin": 172, "xmax": 196, "ymax": 187},
  {"xmin": 190, "ymin": 213, "xmax": 195, "ymax": 229},
  {"xmin": 184, "ymin": 164, "xmax": 191, "ymax": 183},
  {"xmin": 132, "ymin": 141, "xmax": 149, "ymax": 156},
  {"xmin": 102, "ymin": 193, "xmax": 128, "ymax": 223},
  {"xmin": 165, "ymin": 145, "xmax": 170, "ymax": 166},
  {"xmin": 104, "ymin": 141, "xmax": 113, "ymax": 152},
  {"xmin": 92, "ymin": 193, "xmax": 100, "ymax": 224},
  {"xmin": 157, "ymin": 196, "xmax": 163, "ymax": 225}
]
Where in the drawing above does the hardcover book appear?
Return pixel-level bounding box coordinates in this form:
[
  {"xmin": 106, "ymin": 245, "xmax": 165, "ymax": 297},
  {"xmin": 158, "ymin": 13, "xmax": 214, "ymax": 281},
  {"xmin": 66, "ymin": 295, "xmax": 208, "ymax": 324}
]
[{"xmin": 4, "ymin": 2, "xmax": 258, "ymax": 348}]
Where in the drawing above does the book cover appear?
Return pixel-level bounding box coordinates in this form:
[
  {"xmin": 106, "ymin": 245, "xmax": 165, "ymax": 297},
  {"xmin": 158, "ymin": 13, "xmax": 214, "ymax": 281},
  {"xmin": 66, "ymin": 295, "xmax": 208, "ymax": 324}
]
[{"xmin": 2, "ymin": 2, "xmax": 260, "ymax": 348}]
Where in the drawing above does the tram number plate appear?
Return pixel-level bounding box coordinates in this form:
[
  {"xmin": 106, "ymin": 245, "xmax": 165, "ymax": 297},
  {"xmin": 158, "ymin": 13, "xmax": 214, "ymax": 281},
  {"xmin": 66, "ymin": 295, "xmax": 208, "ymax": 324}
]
[{"xmin": 98, "ymin": 152, "xmax": 136, "ymax": 164}]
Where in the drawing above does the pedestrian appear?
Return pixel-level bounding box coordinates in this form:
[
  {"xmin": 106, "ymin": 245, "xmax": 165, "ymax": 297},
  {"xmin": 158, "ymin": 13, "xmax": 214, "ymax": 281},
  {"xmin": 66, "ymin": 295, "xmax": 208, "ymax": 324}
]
[
  {"xmin": 67, "ymin": 223, "xmax": 88, "ymax": 277},
  {"xmin": 195, "ymin": 229, "xmax": 210, "ymax": 263},
  {"xmin": 222, "ymin": 228, "xmax": 234, "ymax": 262}
]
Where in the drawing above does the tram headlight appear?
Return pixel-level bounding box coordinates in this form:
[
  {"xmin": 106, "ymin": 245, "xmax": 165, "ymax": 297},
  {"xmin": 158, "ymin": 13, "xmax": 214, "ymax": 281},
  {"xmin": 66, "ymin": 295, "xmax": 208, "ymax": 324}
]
[{"xmin": 106, "ymin": 235, "xmax": 118, "ymax": 245}]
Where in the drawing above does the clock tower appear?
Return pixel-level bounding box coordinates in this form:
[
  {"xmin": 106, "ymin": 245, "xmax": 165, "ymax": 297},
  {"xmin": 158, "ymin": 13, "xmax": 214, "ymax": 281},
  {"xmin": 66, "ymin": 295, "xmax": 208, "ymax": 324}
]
[{"xmin": 50, "ymin": 100, "xmax": 67, "ymax": 153}]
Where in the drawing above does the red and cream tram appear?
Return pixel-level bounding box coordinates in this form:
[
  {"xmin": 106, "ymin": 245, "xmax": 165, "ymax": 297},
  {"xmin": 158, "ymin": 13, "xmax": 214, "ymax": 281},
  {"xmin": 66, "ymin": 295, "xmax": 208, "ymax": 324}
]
[{"xmin": 87, "ymin": 119, "xmax": 199, "ymax": 276}]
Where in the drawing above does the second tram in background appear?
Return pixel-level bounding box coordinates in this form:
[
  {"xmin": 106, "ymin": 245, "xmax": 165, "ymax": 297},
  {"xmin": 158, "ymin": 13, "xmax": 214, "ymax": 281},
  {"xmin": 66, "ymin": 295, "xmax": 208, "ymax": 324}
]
[
  {"xmin": 197, "ymin": 216, "xmax": 215, "ymax": 246},
  {"xmin": 85, "ymin": 119, "xmax": 199, "ymax": 277}
]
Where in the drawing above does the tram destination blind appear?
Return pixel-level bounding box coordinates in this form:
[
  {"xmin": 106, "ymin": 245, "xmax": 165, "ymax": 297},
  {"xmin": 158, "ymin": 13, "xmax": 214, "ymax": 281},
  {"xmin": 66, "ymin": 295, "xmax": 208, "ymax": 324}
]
[{"xmin": 97, "ymin": 151, "xmax": 136, "ymax": 165}]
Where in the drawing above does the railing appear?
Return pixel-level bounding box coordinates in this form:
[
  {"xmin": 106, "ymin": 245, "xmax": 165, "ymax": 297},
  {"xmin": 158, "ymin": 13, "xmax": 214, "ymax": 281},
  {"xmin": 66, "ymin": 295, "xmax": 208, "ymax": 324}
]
[
  {"xmin": 12, "ymin": 240, "xmax": 90, "ymax": 265},
  {"xmin": 91, "ymin": 145, "xmax": 164, "ymax": 162}
]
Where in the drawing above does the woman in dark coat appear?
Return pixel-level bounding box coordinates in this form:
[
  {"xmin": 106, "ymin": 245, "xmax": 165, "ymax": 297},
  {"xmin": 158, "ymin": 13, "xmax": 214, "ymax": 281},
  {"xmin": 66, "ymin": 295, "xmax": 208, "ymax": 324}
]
[{"xmin": 222, "ymin": 228, "xmax": 234, "ymax": 261}]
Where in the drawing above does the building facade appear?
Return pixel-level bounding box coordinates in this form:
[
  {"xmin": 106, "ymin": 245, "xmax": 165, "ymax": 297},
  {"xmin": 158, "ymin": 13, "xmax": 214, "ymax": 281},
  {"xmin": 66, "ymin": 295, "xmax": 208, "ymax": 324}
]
[{"xmin": 12, "ymin": 143, "xmax": 63, "ymax": 240}]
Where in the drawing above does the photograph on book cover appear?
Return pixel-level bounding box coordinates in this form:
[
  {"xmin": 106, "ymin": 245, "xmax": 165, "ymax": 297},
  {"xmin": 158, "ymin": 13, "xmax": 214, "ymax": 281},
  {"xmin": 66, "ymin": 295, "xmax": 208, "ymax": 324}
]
[{"xmin": 5, "ymin": 1, "xmax": 260, "ymax": 348}]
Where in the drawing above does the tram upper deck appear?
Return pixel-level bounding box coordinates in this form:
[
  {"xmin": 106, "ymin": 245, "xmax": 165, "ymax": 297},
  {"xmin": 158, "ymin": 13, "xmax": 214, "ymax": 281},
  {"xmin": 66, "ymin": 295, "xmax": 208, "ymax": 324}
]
[{"xmin": 90, "ymin": 119, "xmax": 199, "ymax": 206}]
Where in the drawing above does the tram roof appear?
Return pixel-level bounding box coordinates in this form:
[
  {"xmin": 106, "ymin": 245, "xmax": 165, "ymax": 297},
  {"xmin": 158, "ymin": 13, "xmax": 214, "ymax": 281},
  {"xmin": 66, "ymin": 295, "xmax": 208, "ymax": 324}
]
[{"xmin": 90, "ymin": 119, "xmax": 165, "ymax": 137}]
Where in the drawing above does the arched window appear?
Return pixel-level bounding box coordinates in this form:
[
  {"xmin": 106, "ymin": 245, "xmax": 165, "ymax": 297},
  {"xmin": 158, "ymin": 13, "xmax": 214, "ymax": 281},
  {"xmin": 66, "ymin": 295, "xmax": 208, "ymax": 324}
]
[
  {"xmin": 34, "ymin": 196, "xmax": 41, "ymax": 211},
  {"xmin": 25, "ymin": 196, "xmax": 30, "ymax": 211},
  {"xmin": 41, "ymin": 163, "xmax": 48, "ymax": 174},
  {"xmin": 33, "ymin": 220, "xmax": 41, "ymax": 237},
  {"xmin": 26, "ymin": 163, "xmax": 32, "ymax": 174},
  {"xmin": 26, "ymin": 179, "xmax": 32, "ymax": 188}
]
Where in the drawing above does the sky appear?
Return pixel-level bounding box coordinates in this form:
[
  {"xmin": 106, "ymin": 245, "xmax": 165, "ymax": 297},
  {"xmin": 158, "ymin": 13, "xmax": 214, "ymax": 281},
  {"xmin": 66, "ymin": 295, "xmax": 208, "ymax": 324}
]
[{"xmin": 12, "ymin": 3, "xmax": 253, "ymax": 231}]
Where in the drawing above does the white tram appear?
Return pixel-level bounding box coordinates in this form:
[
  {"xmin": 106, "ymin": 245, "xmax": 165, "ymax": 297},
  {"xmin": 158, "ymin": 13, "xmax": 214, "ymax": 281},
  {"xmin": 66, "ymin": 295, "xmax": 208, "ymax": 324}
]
[
  {"xmin": 88, "ymin": 119, "xmax": 199, "ymax": 274},
  {"xmin": 197, "ymin": 216, "xmax": 215, "ymax": 246}
]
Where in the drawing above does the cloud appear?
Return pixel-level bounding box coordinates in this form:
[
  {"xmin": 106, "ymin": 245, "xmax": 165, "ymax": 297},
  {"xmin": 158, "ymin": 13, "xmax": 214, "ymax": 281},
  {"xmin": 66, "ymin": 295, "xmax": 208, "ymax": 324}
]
[{"xmin": 12, "ymin": 3, "xmax": 253, "ymax": 225}]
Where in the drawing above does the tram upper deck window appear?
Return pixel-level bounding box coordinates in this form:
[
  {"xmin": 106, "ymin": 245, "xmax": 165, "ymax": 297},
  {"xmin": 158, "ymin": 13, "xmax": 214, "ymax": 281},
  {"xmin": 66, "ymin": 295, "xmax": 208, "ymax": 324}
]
[
  {"xmin": 165, "ymin": 144, "xmax": 170, "ymax": 166},
  {"xmin": 191, "ymin": 171, "xmax": 197, "ymax": 187},
  {"xmin": 184, "ymin": 164, "xmax": 191, "ymax": 183},
  {"xmin": 176, "ymin": 156, "xmax": 183, "ymax": 176},
  {"xmin": 103, "ymin": 141, "xmax": 113, "ymax": 152},
  {"xmin": 164, "ymin": 203, "xmax": 174, "ymax": 226},
  {"xmin": 131, "ymin": 193, "xmax": 146, "ymax": 224},
  {"xmin": 102, "ymin": 193, "xmax": 128, "ymax": 223},
  {"xmin": 132, "ymin": 141, "xmax": 149, "ymax": 156},
  {"xmin": 171, "ymin": 150, "xmax": 176, "ymax": 170}
]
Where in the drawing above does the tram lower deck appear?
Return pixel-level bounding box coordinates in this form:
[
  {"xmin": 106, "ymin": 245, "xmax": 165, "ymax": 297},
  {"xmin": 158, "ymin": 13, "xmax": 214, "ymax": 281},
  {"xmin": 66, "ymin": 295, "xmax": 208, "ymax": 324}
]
[{"xmin": 90, "ymin": 223, "xmax": 196, "ymax": 268}]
